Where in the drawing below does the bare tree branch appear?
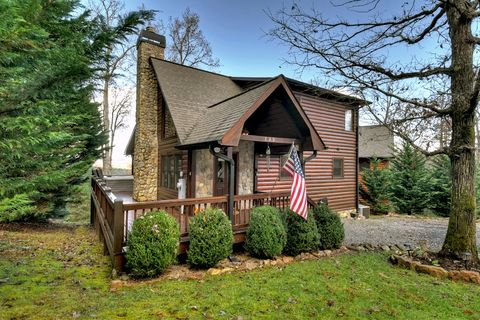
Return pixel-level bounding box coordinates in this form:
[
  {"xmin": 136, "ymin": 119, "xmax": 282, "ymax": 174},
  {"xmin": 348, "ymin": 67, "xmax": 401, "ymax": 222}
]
[{"xmin": 166, "ymin": 8, "xmax": 220, "ymax": 68}]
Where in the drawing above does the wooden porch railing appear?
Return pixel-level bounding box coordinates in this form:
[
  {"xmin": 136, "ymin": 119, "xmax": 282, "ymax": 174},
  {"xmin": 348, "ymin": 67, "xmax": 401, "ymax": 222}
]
[{"xmin": 90, "ymin": 176, "xmax": 318, "ymax": 271}]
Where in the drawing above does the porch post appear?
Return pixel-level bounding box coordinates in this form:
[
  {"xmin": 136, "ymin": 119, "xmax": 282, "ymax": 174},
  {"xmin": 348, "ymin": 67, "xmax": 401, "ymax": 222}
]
[
  {"xmin": 209, "ymin": 145, "xmax": 235, "ymax": 221},
  {"xmin": 226, "ymin": 147, "xmax": 235, "ymax": 222}
]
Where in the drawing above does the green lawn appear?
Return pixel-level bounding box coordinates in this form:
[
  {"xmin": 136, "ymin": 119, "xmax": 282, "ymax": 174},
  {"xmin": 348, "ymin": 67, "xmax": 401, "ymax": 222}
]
[{"xmin": 1, "ymin": 225, "xmax": 479, "ymax": 320}]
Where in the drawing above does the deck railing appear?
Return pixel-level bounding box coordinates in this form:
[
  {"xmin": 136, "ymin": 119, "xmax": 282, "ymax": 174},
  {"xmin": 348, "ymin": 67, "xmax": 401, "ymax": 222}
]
[{"xmin": 90, "ymin": 176, "xmax": 317, "ymax": 270}]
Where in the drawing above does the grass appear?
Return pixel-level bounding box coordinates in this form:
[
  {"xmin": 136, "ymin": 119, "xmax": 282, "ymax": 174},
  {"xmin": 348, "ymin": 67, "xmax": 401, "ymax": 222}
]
[{"xmin": 1, "ymin": 225, "xmax": 480, "ymax": 319}]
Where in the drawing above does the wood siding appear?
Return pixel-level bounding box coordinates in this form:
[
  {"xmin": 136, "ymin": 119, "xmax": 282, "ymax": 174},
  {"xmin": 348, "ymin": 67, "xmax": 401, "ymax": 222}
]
[{"xmin": 257, "ymin": 93, "xmax": 358, "ymax": 212}]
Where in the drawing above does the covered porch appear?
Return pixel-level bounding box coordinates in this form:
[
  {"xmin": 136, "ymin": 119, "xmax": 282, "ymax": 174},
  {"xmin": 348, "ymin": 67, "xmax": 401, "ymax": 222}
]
[{"xmin": 90, "ymin": 175, "xmax": 316, "ymax": 270}]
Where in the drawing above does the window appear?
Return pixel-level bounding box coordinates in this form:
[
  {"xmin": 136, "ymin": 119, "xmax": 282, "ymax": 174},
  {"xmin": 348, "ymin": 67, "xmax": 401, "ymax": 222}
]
[
  {"xmin": 161, "ymin": 154, "xmax": 181, "ymax": 189},
  {"xmin": 333, "ymin": 158, "xmax": 344, "ymax": 178},
  {"xmin": 345, "ymin": 109, "xmax": 353, "ymax": 131}
]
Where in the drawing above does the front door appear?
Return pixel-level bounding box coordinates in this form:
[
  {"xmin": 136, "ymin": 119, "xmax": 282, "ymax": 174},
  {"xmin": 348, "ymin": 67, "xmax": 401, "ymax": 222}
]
[{"xmin": 214, "ymin": 153, "xmax": 238, "ymax": 196}]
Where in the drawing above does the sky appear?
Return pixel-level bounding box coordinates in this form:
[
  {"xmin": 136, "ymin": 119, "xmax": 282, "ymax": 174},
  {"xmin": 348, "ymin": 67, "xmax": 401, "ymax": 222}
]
[
  {"xmin": 124, "ymin": 0, "xmax": 427, "ymax": 80},
  {"xmin": 106, "ymin": 0, "xmax": 439, "ymax": 168}
]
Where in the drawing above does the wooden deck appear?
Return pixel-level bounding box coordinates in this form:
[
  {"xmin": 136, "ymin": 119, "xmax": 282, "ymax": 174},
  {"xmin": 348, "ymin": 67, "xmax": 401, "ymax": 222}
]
[{"xmin": 90, "ymin": 176, "xmax": 316, "ymax": 270}]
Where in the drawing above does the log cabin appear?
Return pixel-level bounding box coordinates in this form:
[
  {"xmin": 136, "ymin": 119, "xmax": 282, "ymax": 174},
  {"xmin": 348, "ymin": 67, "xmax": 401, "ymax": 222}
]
[{"xmin": 125, "ymin": 28, "xmax": 365, "ymax": 218}]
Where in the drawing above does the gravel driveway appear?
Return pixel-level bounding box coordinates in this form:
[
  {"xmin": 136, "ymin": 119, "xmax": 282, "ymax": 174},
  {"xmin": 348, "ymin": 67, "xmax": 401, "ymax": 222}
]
[{"xmin": 343, "ymin": 216, "xmax": 480, "ymax": 251}]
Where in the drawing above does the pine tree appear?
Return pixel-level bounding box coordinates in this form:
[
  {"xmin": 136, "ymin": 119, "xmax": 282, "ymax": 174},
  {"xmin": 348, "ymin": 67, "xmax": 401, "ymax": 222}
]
[
  {"xmin": 428, "ymin": 155, "xmax": 452, "ymax": 217},
  {"xmin": 389, "ymin": 142, "xmax": 431, "ymax": 215},
  {"xmin": 0, "ymin": 0, "xmax": 109, "ymax": 221},
  {"xmin": 359, "ymin": 159, "xmax": 391, "ymax": 214}
]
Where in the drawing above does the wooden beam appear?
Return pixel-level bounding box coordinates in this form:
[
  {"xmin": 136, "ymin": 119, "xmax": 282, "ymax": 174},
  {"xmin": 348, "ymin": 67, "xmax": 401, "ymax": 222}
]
[{"xmin": 240, "ymin": 134, "xmax": 301, "ymax": 144}]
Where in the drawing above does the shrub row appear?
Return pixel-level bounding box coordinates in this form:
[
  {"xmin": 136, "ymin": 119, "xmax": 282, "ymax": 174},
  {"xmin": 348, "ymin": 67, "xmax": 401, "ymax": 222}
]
[{"xmin": 126, "ymin": 204, "xmax": 344, "ymax": 279}]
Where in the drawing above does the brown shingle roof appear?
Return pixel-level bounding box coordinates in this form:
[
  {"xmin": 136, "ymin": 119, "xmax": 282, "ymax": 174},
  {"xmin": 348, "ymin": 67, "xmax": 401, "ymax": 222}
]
[
  {"xmin": 181, "ymin": 78, "xmax": 277, "ymax": 146},
  {"xmin": 151, "ymin": 58, "xmax": 243, "ymax": 144}
]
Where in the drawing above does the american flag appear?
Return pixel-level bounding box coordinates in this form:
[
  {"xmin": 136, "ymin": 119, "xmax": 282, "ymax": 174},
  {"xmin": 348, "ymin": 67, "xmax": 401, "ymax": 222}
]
[{"xmin": 282, "ymin": 145, "xmax": 308, "ymax": 220}]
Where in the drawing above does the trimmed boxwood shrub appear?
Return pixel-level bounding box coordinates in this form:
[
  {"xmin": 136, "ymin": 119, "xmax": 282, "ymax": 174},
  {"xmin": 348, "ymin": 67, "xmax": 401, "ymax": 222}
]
[
  {"xmin": 126, "ymin": 210, "xmax": 179, "ymax": 279},
  {"xmin": 245, "ymin": 206, "xmax": 287, "ymax": 259},
  {"xmin": 312, "ymin": 204, "xmax": 345, "ymax": 249},
  {"xmin": 187, "ymin": 208, "xmax": 233, "ymax": 268},
  {"xmin": 281, "ymin": 209, "xmax": 319, "ymax": 256}
]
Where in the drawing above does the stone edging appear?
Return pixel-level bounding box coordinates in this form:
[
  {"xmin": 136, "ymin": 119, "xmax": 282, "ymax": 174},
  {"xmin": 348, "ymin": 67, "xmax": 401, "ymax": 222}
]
[
  {"xmin": 110, "ymin": 246, "xmax": 350, "ymax": 290},
  {"xmin": 390, "ymin": 255, "xmax": 480, "ymax": 284}
]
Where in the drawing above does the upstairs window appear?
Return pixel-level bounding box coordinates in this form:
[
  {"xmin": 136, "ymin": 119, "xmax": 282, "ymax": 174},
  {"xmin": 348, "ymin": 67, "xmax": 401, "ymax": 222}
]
[
  {"xmin": 333, "ymin": 158, "xmax": 344, "ymax": 178},
  {"xmin": 345, "ymin": 109, "xmax": 353, "ymax": 131},
  {"xmin": 161, "ymin": 154, "xmax": 181, "ymax": 189}
]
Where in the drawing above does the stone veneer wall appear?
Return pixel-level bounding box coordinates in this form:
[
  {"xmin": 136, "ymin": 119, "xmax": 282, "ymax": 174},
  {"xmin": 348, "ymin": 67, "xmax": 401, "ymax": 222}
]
[
  {"xmin": 237, "ymin": 141, "xmax": 254, "ymax": 195},
  {"xmin": 194, "ymin": 149, "xmax": 214, "ymax": 198},
  {"xmin": 132, "ymin": 38, "xmax": 164, "ymax": 201},
  {"xmin": 194, "ymin": 141, "xmax": 255, "ymax": 198}
]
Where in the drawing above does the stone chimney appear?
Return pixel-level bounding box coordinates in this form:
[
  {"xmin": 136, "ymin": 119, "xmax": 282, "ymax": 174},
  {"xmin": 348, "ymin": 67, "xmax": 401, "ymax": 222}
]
[{"xmin": 132, "ymin": 27, "xmax": 166, "ymax": 201}]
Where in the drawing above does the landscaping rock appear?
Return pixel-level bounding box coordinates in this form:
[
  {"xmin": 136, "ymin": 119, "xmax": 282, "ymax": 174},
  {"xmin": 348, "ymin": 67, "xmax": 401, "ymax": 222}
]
[
  {"xmin": 324, "ymin": 250, "xmax": 332, "ymax": 257},
  {"xmin": 207, "ymin": 268, "xmax": 222, "ymax": 276},
  {"xmin": 381, "ymin": 245, "xmax": 390, "ymax": 252},
  {"xmin": 245, "ymin": 261, "xmax": 257, "ymax": 271},
  {"xmin": 448, "ymin": 270, "xmax": 480, "ymax": 284},
  {"xmin": 282, "ymin": 256, "xmax": 294, "ymax": 264},
  {"xmin": 414, "ymin": 264, "xmax": 448, "ymax": 278},
  {"xmin": 110, "ymin": 280, "xmax": 124, "ymax": 291},
  {"xmin": 394, "ymin": 255, "xmax": 415, "ymax": 269}
]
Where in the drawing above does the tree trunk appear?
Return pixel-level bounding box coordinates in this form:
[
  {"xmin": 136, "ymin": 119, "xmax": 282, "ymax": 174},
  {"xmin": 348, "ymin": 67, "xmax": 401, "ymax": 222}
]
[
  {"xmin": 475, "ymin": 112, "xmax": 480, "ymax": 162},
  {"xmin": 102, "ymin": 77, "xmax": 112, "ymax": 176},
  {"xmin": 440, "ymin": 5, "xmax": 478, "ymax": 261}
]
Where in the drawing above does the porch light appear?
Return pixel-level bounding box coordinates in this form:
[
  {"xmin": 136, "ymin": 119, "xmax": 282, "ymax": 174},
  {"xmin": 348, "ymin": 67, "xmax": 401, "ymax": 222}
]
[{"xmin": 213, "ymin": 146, "xmax": 221, "ymax": 153}]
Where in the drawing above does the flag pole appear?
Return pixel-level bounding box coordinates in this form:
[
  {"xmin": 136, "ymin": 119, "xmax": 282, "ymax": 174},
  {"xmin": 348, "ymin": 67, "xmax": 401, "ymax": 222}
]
[{"xmin": 267, "ymin": 142, "xmax": 296, "ymax": 195}]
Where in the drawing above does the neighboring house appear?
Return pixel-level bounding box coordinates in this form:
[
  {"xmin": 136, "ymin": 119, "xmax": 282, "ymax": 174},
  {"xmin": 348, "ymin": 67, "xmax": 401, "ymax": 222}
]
[
  {"xmin": 358, "ymin": 125, "xmax": 394, "ymax": 172},
  {"xmin": 125, "ymin": 28, "xmax": 365, "ymax": 214}
]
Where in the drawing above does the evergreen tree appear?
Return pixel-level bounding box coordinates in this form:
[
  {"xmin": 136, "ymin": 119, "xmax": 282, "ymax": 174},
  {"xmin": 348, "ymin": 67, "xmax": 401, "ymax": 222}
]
[
  {"xmin": 359, "ymin": 159, "xmax": 391, "ymax": 214},
  {"xmin": 389, "ymin": 142, "xmax": 431, "ymax": 215},
  {"xmin": 0, "ymin": 0, "xmax": 110, "ymax": 221},
  {"xmin": 428, "ymin": 155, "xmax": 452, "ymax": 217}
]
